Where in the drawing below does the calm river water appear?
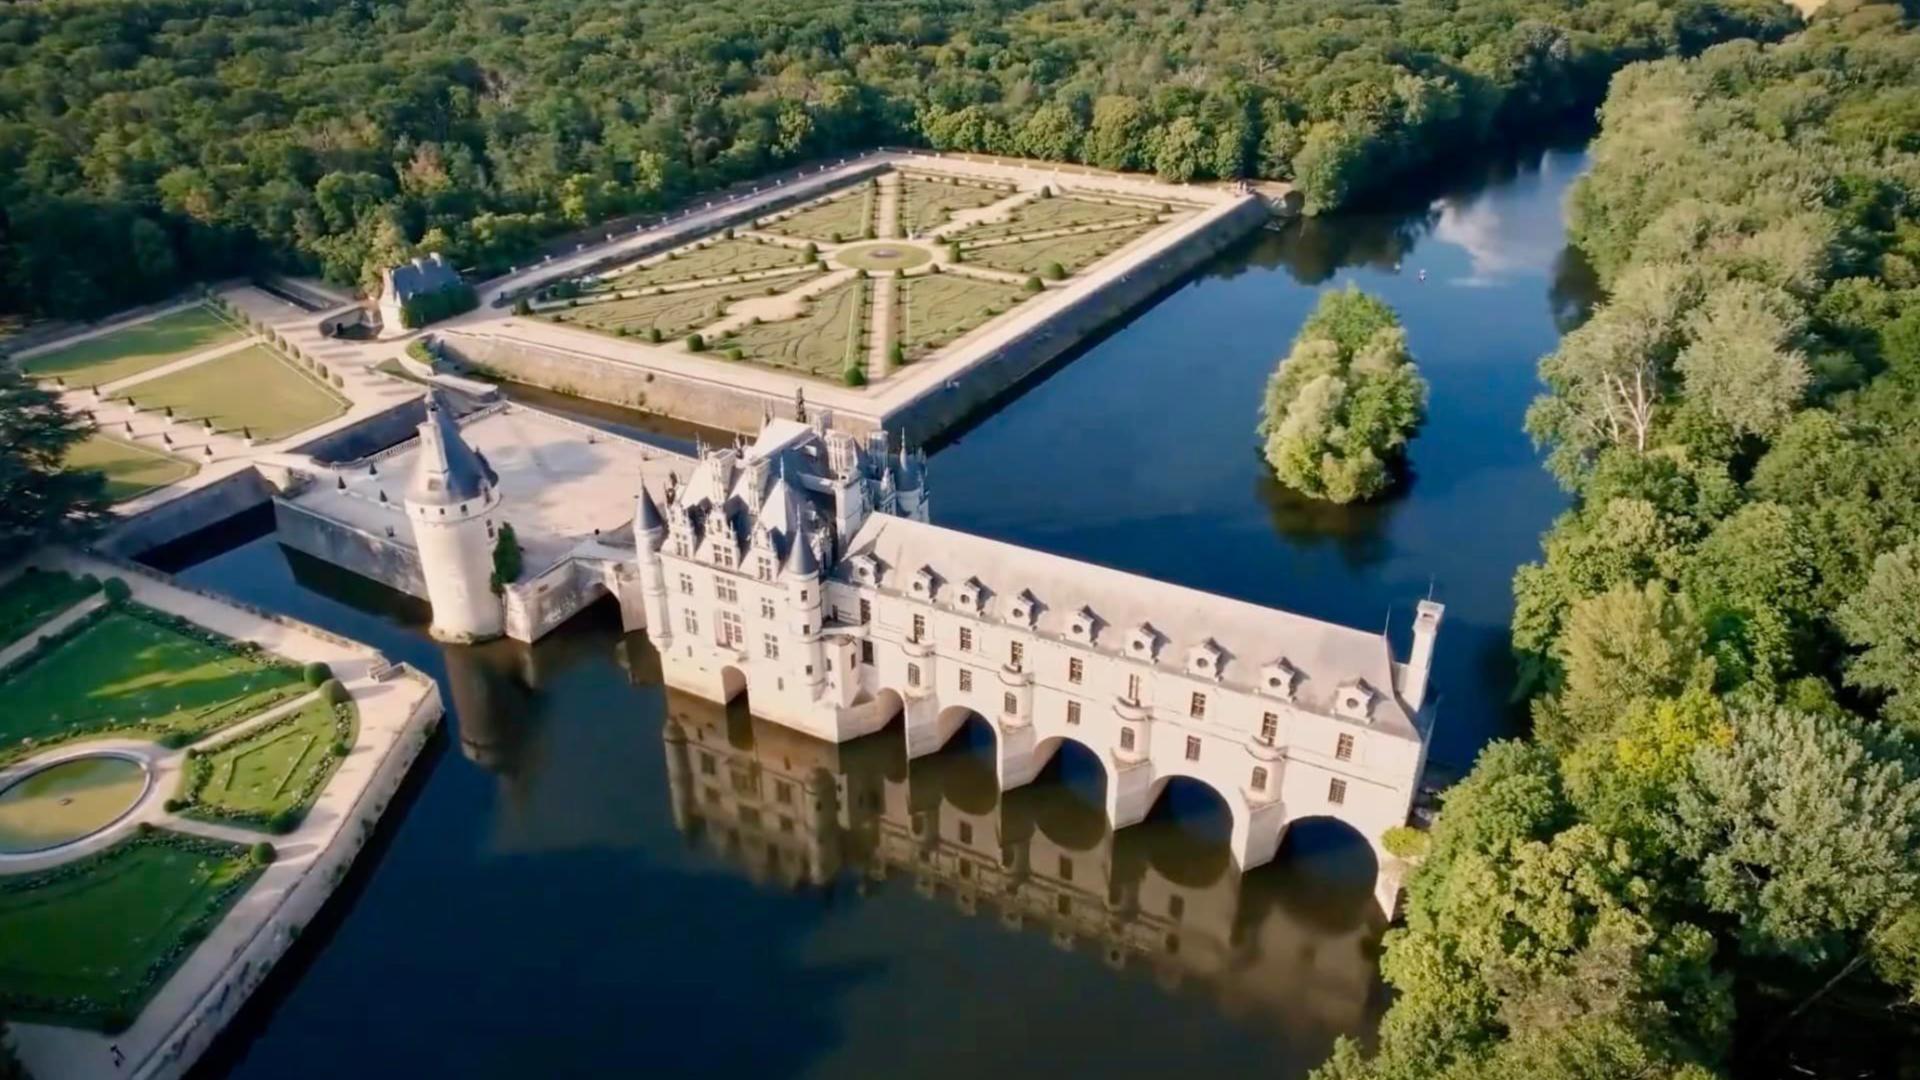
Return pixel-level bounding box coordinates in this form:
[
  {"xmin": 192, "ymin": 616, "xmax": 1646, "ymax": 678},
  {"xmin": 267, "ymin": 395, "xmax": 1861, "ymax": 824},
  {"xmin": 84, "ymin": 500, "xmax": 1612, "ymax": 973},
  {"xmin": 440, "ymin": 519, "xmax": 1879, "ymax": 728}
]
[{"xmin": 176, "ymin": 141, "xmax": 1595, "ymax": 1080}]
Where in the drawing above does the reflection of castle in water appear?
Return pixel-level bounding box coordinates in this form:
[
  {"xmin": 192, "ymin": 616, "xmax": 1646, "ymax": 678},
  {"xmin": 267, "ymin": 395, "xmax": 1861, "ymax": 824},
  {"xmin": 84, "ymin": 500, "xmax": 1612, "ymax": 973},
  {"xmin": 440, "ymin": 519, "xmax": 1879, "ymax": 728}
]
[{"xmin": 659, "ymin": 686, "xmax": 1385, "ymax": 1038}]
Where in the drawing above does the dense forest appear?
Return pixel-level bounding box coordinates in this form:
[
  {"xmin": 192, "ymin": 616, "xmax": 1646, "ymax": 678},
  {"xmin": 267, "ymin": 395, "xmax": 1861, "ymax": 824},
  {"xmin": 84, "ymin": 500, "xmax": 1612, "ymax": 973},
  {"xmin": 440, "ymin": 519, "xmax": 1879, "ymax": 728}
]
[
  {"xmin": 0, "ymin": 0, "xmax": 1799, "ymax": 320},
  {"xmin": 1321, "ymin": 2, "xmax": 1920, "ymax": 1077}
]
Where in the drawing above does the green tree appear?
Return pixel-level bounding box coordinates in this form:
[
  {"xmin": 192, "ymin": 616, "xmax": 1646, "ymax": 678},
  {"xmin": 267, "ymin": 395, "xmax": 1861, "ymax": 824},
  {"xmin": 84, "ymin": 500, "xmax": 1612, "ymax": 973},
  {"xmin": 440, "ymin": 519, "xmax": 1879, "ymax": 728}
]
[
  {"xmin": 1837, "ymin": 544, "xmax": 1920, "ymax": 732},
  {"xmin": 0, "ymin": 368, "xmax": 109, "ymax": 562},
  {"xmin": 490, "ymin": 523, "xmax": 522, "ymax": 594}
]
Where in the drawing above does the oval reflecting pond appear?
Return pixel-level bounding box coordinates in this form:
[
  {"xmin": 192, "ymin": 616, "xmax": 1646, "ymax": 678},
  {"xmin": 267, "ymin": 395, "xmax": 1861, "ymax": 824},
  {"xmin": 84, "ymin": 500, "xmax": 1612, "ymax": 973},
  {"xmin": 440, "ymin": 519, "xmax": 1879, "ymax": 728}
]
[{"xmin": 0, "ymin": 755, "xmax": 149, "ymax": 855}]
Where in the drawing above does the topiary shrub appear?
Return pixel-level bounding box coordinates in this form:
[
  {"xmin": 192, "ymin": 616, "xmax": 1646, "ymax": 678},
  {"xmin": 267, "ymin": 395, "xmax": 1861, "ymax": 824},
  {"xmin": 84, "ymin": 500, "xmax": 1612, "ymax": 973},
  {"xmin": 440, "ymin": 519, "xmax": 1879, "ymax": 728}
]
[
  {"xmin": 947, "ymin": 242, "xmax": 962, "ymax": 263},
  {"xmin": 646, "ymin": 327, "xmax": 663, "ymax": 343},
  {"xmin": 320, "ymin": 677, "xmax": 351, "ymax": 706},
  {"xmin": 135, "ymin": 821, "xmax": 156, "ymax": 836},
  {"xmin": 163, "ymin": 798, "xmax": 183, "ymax": 813},
  {"xmin": 888, "ymin": 341, "xmax": 904, "ymax": 365},
  {"xmin": 1043, "ymin": 262, "xmax": 1066, "ymax": 281},
  {"xmin": 726, "ymin": 347, "xmax": 744, "ymax": 361},
  {"xmin": 269, "ymin": 808, "xmax": 299, "ymax": 834},
  {"xmin": 1024, "ymin": 276, "xmax": 1042, "ymax": 292},
  {"xmin": 251, "ymin": 840, "xmax": 277, "ymax": 863},
  {"xmin": 843, "ymin": 365, "xmax": 867, "ymax": 387},
  {"xmin": 302, "ymin": 661, "xmax": 333, "ymax": 687},
  {"xmin": 490, "ymin": 523, "xmax": 522, "ymax": 593},
  {"xmin": 158, "ymin": 731, "xmax": 195, "ymax": 749},
  {"xmin": 686, "ymin": 333, "xmax": 706, "ymax": 352},
  {"xmin": 512, "ymin": 297, "xmax": 532, "ymax": 316},
  {"xmin": 102, "ymin": 576, "xmax": 132, "ymax": 604},
  {"xmin": 332, "ymin": 739, "xmax": 352, "ymax": 757}
]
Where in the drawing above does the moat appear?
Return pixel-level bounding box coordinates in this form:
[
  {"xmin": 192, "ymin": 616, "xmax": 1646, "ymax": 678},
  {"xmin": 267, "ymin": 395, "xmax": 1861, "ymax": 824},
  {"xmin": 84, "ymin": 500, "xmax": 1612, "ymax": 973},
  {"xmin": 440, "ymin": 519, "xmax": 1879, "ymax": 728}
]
[{"xmin": 175, "ymin": 141, "xmax": 1593, "ymax": 1080}]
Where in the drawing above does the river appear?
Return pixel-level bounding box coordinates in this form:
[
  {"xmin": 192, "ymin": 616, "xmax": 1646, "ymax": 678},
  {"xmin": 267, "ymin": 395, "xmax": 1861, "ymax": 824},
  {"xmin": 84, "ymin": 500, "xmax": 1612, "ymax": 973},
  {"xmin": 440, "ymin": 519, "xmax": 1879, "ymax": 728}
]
[{"xmin": 174, "ymin": 139, "xmax": 1597, "ymax": 1080}]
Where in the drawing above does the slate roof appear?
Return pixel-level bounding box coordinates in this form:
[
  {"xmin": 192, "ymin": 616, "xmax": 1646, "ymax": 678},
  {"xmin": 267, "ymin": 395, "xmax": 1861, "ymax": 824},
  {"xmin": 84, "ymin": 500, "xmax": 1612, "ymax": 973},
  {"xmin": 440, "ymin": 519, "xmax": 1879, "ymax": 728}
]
[
  {"xmin": 387, "ymin": 253, "xmax": 462, "ymax": 301},
  {"xmin": 409, "ymin": 390, "xmax": 498, "ymax": 505}
]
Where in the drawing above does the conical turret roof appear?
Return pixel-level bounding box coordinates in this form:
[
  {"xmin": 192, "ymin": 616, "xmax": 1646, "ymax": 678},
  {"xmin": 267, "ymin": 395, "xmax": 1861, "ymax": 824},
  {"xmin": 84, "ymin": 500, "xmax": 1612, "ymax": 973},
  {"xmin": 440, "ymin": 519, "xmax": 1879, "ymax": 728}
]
[{"xmin": 409, "ymin": 390, "xmax": 497, "ymax": 505}]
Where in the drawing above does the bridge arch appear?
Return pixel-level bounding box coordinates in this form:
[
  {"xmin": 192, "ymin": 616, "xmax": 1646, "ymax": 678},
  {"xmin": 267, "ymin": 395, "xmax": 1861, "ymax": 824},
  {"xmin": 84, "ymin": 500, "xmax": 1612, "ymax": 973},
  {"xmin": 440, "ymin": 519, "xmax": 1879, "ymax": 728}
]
[
  {"xmin": 718, "ymin": 663, "xmax": 748, "ymax": 703},
  {"xmin": 1263, "ymin": 815, "xmax": 1388, "ymax": 929}
]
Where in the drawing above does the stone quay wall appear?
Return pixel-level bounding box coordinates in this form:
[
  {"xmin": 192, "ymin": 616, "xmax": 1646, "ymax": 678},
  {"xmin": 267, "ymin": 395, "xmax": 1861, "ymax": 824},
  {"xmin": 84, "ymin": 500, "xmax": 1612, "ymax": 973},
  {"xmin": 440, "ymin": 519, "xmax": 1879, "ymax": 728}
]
[
  {"xmin": 95, "ymin": 467, "xmax": 279, "ymax": 558},
  {"xmin": 881, "ymin": 195, "xmax": 1270, "ymax": 442},
  {"xmin": 273, "ymin": 497, "xmax": 427, "ymax": 599}
]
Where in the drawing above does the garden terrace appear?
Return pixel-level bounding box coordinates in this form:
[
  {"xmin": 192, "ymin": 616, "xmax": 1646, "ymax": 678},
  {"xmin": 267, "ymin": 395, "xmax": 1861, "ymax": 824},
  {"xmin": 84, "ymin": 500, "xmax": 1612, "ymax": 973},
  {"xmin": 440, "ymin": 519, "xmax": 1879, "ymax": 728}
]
[
  {"xmin": 19, "ymin": 305, "xmax": 242, "ymax": 389},
  {"xmin": 719, "ymin": 277, "xmax": 868, "ymax": 379},
  {"xmin": 948, "ymin": 195, "xmax": 1164, "ymax": 243},
  {"xmin": 898, "ymin": 175, "xmax": 1015, "ymax": 235},
  {"xmin": 0, "ymin": 570, "xmax": 100, "ymax": 649},
  {"xmin": 600, "ymin": 237, "xmax": 812, "ymax": 291},
  {"xmin": 62, "ymin": 434, "xmax": 197, "ymax": 503},
  {"xmin": 897, "ymin": 274, "xmax": 1028, "ymax": 358},
  {"xmin": 116, "ymin": 344, "xmax": 349, "ymax": 442},
  {"xmin": 547, "ymin": 275, "xmax": 825, "ymax": 342},
  {"xmin": 177, "ymin": 698, "xmax": 357, "ymax": 832},
  {"xmin": 0, "ymin": 603, "xmax": 304, "ymax": 764},
  {"xmin": 759, "ymin": 188, "xmax": 875, "ymax": 243},
  {"xmin": 960, "ymin": 222, "xmax": 1160, "ymax": 277},
  {"xmin": 0, "ymin": 829, "xmax": 262, "ymax": 1030}
]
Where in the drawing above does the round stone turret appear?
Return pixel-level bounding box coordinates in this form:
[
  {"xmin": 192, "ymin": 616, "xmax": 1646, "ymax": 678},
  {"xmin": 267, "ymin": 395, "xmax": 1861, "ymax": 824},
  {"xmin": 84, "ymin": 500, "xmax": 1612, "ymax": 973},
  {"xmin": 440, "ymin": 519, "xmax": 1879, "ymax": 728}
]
[{"xmin": 406, "ymin": 391, "xmax": 505, "ymax": 642}]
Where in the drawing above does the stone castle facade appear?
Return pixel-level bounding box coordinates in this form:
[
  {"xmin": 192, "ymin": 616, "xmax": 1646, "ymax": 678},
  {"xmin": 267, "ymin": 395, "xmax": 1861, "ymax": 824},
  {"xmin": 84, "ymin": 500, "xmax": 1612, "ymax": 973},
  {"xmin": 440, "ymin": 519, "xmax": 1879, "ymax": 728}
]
[{"xmin": 410, "ymin": 413, "xmax": 1441, "ymax": 913}]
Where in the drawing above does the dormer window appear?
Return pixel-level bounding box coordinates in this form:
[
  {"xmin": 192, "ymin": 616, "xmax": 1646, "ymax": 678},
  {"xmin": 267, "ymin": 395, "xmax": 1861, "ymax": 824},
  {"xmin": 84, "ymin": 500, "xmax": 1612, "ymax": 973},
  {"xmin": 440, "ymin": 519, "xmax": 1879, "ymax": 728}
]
[
  {"xmin": 1008, "ymin": 589, "xmax": 1040, "ymax": 627},
  {"xmin": 1261, "ymin": 658, "xmax": 1301, "ymax": 700},
  {"xmin": 849, "ymin": 553, "xmax": 878, "ymax": 584},
  {"xmin": 957, "ymin": 576, "xmax": 986, "ymax": 613},
  {"xmin": 1187, "ymin": 639, "xmax": 1225, "ymax": 681},
  {"xmin": 1128, "ymin": 623, "xmax": 1160, "ymax": 661},
  {"xmin": 1068, "ymin": 606, "xmax": 1098, "ymax": 644},
  {"xmin": 1334, "ymin": 679, "xmax": 1378, "ymax": 722},
  {"xmin": 912, "ymin": 565, "xmax": 937, "ymax": 597}
]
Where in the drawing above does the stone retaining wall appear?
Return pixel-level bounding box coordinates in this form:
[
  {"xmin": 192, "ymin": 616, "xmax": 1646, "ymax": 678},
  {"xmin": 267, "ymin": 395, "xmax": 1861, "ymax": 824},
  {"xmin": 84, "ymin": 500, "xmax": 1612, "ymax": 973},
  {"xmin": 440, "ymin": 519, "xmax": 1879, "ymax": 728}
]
[
  {"xmin": 96, "ymin": 467, "xmax": 278, "ymax": 558},
  {"xmin": 272, "ymin": 498, "xmax": 426, "ymax": 599}
]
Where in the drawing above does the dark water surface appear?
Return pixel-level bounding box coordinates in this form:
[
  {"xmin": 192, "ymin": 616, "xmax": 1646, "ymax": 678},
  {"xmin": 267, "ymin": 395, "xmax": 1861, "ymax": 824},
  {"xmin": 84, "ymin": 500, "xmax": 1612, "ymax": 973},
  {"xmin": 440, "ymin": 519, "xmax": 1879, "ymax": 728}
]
[{"xmin": 180, "ymin": 143, "xmax": 1594, "ymax": 1080}]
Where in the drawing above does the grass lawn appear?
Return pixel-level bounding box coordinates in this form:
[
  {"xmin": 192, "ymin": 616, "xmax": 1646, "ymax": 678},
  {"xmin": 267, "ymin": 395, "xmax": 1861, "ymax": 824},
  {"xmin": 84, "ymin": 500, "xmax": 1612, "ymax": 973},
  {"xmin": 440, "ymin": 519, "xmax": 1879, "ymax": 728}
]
[
  {"xmin": 962, "ymin": 222, "xmax": 1157, "ymax": 276},
  {"xmin": 761, "ymin": 189, "xmax": 873, "ymax": 243},
  {"xmin": 0, "ymin": 569, "xmax": 100, "ymax": 648},
  {"xmin": 723, "ymin": 278, "xmax": 866, "ymax": 378},
  {"xmin": 0, "ymin": 830, "xmax": 263, "ymax": 1030},
  {"xmin": 65, "ymin": 433, "xmax": 198, "ymax": 502},
  {"xmin": 554, "ymin": 276, "xmax": 819, "ymax": 341},
  {"xmin": 604, "ymin": 238, "xmax": 810, "ymax": 290},
  {"xmin": 117, "ymin": 344, "xmax": 348, "ymax": 442},
  {"xmin": 181, "ymin": 699, "xmax": 355, "ymax": 831},
  {"xmin": 899, "ymin": 176, "xmax": 1012, "ymax": 235},
  {"xmin": 899, "ymin": 274, "xmax": 1028, "ymax": 357},
  {"xmin": 0, "ymin": 605, "xmax": 303, "ymax": 764},
  {"xmin": 953, "ymin": 196, "xmax": 1159, "ymax": 243},
  {"xmin": 22, "ymin": 306, "xmax": 243, "ymax": 388}
]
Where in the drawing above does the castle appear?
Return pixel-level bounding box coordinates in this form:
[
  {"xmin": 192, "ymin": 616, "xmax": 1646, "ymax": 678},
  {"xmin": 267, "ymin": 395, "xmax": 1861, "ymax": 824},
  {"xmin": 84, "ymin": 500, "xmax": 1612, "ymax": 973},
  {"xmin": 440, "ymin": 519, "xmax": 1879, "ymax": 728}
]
[{"xmin": 402, "ymin": 403, "xmax": 1440, "ymax": 913}]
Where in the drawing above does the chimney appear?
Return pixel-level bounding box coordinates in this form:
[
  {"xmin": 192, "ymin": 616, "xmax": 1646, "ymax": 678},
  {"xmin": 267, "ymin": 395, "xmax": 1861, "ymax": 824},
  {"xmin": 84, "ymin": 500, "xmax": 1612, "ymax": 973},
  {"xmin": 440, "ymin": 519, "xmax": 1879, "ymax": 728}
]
[{"xmin": 1401, "ymin": 600, "xmax": 1444, "ymax": 712}]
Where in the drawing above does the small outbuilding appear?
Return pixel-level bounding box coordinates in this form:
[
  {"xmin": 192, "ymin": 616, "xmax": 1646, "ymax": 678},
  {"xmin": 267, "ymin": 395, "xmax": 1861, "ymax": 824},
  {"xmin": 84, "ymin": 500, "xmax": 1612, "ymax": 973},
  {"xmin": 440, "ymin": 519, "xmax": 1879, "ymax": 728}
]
[{"xmin": 377, "ymin": 253, "xmax": 474, "ymax": 337}]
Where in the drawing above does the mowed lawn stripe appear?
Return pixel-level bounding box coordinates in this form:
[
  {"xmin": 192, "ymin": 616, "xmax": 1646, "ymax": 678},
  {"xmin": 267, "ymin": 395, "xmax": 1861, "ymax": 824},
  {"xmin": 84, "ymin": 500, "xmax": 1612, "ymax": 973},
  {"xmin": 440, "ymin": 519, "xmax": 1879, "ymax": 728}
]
[
  {"xmin": 0, "ymin": 831, "xmax": 262, "ymax": 1027},
  {"xmin": 22, "ymin": 306, "xmax": 243, "ymax": 388},
  {"xmin": 119, "ymin": 344, "xmax": 348, "ymax": 441},
  {"xmin": 64, "ymin": 433, "xmax": 197, "ymax": 502}
]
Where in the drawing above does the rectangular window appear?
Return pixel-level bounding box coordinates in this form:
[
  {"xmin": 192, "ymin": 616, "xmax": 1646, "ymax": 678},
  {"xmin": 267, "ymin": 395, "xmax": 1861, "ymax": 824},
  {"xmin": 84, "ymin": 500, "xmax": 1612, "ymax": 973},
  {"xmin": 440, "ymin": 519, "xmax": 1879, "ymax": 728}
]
[
  {"xmin": 1126, "ymin": 673, "xmax": 1142, "ymax": 702},
  {"xmin": 699, "ymin": 752, "xmax": 716, "ymax": 776},
  {"xmin": 1066, "ymin": 700, "xmax": 1081, "ymax": 725},
  {"xmin": 861, "ymin": 640, "xmax": 874, "ymax": 664},
  {"xmin": 1252, "ymin": 766, "xmax": 1268, "ymax": 791},
  {"xmin": 959, "ymin": 669, "xmax": 973, "ymax": 691},
  {"xmin": 775, "ymin": 781, "xmax": 793, "ymax": 805},
  {"xmin": 1260, "ymin": 712, "xmax": 1278, "ymax": 743},
  {"xmin": 714, "ymin": 547, "xmax": 735, "ymax": 569},
  {"xmin": 679, "ymin": 574, "xmax": 694, "ymax": 595},
  {"xmin": 1058, "ymin": 856, "xmax": 1073, "ymax": 882},
  {"xmin": 714, "ymin": 579, "xmax": 738, "ymax": 604},
  {"xmin": 1328, "ymin": 778, "xmax": 1347, "ymax": 805},
  {"xmin": 1189, "ymin": 692, "xmax": 1206, "ymax": 719},
  {"xmin": 958, "ymin": 821, "xmax": 973, "ymax": 845},
  {"xmin": 1185, "ymin": 735, "xmax": 1201, "ymax": 762},
  {"xmin": 718, "ymin": 611, "xmax": 743, "ymax": 648},
  {"xmin": 959, "ymin": 626, "xmax": 973, "ymax": 652},
  {"xmin": 1003, "ymin": 691, "xmax": 1018, "ymax": 715},
  {"xmin": 912, "ymin": 613, "xmax": 926, "ymax": 642},
  {"xmin": 1120, "ymin": 727, "xmax": 1136, "ymax": 751},
  {"xmin": 760, "ymin": 598, "xmax": 776, "ymax": 619},
  {"xmin": 1335, "ymin": 733, "xmax": 1355, "ymax": 761},
  {"xmin": 1168, "ymin": 895, "xmax": 1185, "ymax": 920},
  {"xmin": 683, "ymin": 610, "xmax": 698, "ymax": 635},
  {"xmin": 1009, "ymin": 641, "xmax": 1024, "ymax": 669},
  {"xmin": 763, "ymin": 634, "xmax": 780, "ymax": 660},
  {"xmin": 1068, "ymin": 657, "xmax": 1084, "ymax": 684},
  {"xmin": 757, "ymin": 556, "xmax": 774, "ymax": 581},
  {"xmin": 908, "ymin": 662, "xmax": 922, "ymax": 687},
  {"xmin": 674, "ymin": 540, "xmax": 689, "ymax": 557},
  {"xmin": 860, "ymin": 599, "xmax": 871, "ymax": 624},
  {"xmin": 1057, "ymin": 894, "xmax": 1072, "ymax": 916}
]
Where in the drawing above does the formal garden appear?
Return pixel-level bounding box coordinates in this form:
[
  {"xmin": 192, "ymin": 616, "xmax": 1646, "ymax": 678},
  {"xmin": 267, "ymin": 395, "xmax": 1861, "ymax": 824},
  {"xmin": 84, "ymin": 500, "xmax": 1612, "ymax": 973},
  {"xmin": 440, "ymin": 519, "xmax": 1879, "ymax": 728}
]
[
  {"xmin": 0, "ymin": 828, "xmax": 267, "ymax": 1031},
  {"xmin": 716, "ymin": 277, "xmax": 868, "ymax": 378},
  {"xmin": 0, "ymin": 568, "xmax": 100, "ymax": 648},
  {"xmin": 62, "ymin": 433, "xmax": 198, "ymax": 502},
  {"xmin": 949, "ymin": 193, "xmax": 1160, "ymax": 243},
  {"xmin": 960, "ymin": 221, "xmax": 1158, "ymax": 276},
  {"xmin": 898, "ymin": 175, "xmax": 1013, "ymax": 235},
  {"xmin": 604, "ymin": 236, "xmax": 812, "ymax": 290},
  {"xmin": 175, "ymin": 694, "xmax": 357, "ymax": 833},
  {"xmin": 760, "ymin": 188, "xmax": 874, "ymax": 243},
  {"xmin": 116, "ymin": 343, "xmax": 348, "ymax": 442},
  {"xmin": 549, "ymin": 276, "xmax": 820, "ymax": 341},
  {"xmin": 897, "ymin": 274, "xmax": 1028, "ymax": 357},
  {"xmin": 0, "ymin": 598, "xmax": 305, "ymax": 765},
  {"xmin": 20, "ymin": 305, "xmax": 242, "ymax": 389}
]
